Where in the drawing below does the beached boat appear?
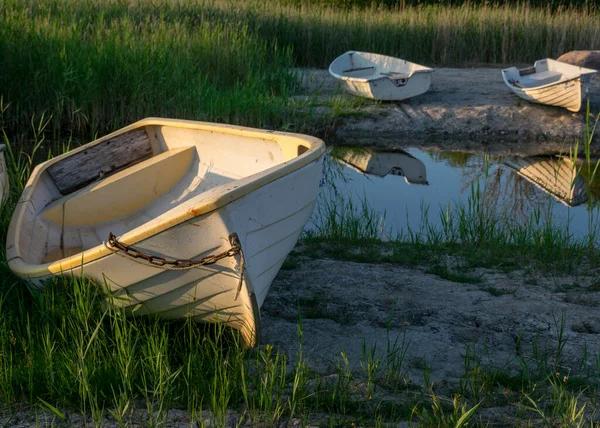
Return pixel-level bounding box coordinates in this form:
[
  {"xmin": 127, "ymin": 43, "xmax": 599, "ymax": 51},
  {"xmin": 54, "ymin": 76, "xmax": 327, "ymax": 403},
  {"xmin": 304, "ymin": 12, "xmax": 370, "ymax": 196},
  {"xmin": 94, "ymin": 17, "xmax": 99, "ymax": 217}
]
[
  {"xmin": 328, "ymin": 51, "xmax": 434, "ymax": 101},
  {"xmin": 501, "ymin": 59, "xmax": 597, "ymax": 112},
  {"xmin": 0, "ymin": 145, "xmax": 8, "ymax": 203},
  {"xmin": 503, "ymin": 155, "xmax": 587, "ymax": 207},
  {"xmin": 6, "ymin": 118, "xmax": 326, "ymax": 346},
  {"xmin": 335, "ymin": 148, "xmax": 428, "ymax": 185}
]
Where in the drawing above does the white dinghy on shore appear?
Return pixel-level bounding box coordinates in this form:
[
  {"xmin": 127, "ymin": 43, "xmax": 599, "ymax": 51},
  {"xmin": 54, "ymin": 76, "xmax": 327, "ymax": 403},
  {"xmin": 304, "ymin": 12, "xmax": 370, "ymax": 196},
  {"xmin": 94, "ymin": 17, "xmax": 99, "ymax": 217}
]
[
  {"xmin": 502, "ymin": 59, "xmax": 597, "ymax": 112},
  {"xmin": 329, "ymin": 51, "xmax": 434, "ymax": 101},
  {"xmin": 5, "ymin": 118, "xmax": 326, "ymax": 347}
]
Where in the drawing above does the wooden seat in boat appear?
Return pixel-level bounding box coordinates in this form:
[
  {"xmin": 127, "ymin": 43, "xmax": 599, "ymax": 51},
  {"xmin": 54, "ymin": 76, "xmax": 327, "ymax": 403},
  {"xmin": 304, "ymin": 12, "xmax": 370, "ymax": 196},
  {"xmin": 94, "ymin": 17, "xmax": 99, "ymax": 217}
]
[
  {"xmin": 41, "ymin": 146, "xmax": 195, "ymax": 227},
  {"xmin": 520, "ymin": 70, "xmax": 563, "ymax": 87}
]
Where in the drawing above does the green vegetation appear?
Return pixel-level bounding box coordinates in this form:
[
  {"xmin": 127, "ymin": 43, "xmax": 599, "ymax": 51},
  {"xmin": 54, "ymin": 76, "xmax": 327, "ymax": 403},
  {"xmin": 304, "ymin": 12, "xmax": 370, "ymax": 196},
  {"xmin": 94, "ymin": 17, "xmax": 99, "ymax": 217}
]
[
  {"xmin": 0, "ymin": 0, "xmax": 301, "ymax": 143},
  {"xmin": 1, "ymin": 0, "xmax": 600, "ymax": 425},
  {"xmin": 1, "ymin": 113, "xmax": 597, "ymax": 424},
  {"xmin": 282, "ymin": 0, "xmax": 596, "ymax": 7},
  {"xmin": 1, "ymin": 0, "xmax": 598, "ymax": 144},
  {"xmin": 307, "ymin": 174, "xmax": 600, "ymax": 279},
  {"xmin": 0, "ymin": 267, "xmax": 598, "ymax": 425}
]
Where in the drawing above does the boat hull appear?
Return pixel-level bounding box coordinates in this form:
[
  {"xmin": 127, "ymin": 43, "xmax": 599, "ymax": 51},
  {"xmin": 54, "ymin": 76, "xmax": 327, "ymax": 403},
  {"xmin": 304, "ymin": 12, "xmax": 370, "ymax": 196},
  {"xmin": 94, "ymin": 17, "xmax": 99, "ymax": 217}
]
[
  {"xmin": 20, "ymin": 156, "xmax": 323, "ymax": 347},
  {"xmin": 337, "ymin": 72, "xmax": 432, "ymax": 101},
  {"xmin": 7, "ymin": 118, "xmax": 326, "ymax": 348},
  {"xmin": 510, "ymin": 79, "xmax": 584, "ymax": 112},
  {"xmin": 502, "ymin": 59, "xmax": 597, "ymax": 112}
]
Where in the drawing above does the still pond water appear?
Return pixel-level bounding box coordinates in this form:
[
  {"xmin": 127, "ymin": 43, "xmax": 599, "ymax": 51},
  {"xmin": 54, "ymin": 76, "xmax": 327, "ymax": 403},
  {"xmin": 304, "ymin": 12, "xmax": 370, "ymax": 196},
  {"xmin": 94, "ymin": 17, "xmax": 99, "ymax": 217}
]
[{"xmin": 311, "ymin": 147, "xmax": 600, "ymax": 241}]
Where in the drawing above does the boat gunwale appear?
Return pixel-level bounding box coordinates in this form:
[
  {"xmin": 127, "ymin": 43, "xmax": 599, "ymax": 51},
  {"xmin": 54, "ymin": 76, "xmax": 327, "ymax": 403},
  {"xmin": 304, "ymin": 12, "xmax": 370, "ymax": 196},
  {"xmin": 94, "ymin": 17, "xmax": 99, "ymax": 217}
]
[
  {"xmin": 328, "ymin": 51, "xmax": 434, "ymax": 83},
  {"xmin": 7, "ymin": 118, "xmax": 326, "ymax": 278}
]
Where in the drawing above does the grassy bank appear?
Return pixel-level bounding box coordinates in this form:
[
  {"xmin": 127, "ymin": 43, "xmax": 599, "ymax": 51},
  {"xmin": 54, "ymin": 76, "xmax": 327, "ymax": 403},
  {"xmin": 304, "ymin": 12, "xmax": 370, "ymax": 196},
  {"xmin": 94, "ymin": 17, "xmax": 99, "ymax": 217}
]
[
  {"xmin": 1, "ymin": 0, "xmax": 600, "ymax": 425},
  {"xmin": 225, "ymin": 0, "xmax": 599, "ymax": 68},
  {"xmin": 0, "ymin": 259, "xmax": 598, "ymax": 426},
  {"xmin": 1, "ymin": 0, "xmax": 598, "ymax": 143},
  {"xmin": 1, "ymin": 116, "xmax": 599, "ymax": 425}
]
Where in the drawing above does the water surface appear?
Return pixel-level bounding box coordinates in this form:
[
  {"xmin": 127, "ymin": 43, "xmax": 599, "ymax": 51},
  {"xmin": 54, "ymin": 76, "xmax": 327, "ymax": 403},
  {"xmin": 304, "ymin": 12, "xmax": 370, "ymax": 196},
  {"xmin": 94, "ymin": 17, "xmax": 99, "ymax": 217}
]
[{"xmin": 313, "ymin": 147, "xmax": 600, "ymax": 241}]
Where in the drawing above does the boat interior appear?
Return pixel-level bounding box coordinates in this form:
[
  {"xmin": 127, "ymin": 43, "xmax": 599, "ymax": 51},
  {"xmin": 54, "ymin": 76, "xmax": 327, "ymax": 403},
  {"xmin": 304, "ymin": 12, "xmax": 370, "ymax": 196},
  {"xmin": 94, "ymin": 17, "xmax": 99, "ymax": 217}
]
[
  {"xmin": 14, "ymin": 123, "xmax": 314, "ymax": 265},
  {"xmin": 503, "ymin": 59, "xmax": 579, "ymax": 89}
]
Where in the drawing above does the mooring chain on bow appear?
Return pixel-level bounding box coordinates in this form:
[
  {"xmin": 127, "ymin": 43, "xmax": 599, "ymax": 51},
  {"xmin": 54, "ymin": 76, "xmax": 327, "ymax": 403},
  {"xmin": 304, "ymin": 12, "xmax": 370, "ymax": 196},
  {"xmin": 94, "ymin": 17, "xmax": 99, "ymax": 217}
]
[{"xmin": 107, "ymin": 232, "xmax": 246, "ymax": 299}]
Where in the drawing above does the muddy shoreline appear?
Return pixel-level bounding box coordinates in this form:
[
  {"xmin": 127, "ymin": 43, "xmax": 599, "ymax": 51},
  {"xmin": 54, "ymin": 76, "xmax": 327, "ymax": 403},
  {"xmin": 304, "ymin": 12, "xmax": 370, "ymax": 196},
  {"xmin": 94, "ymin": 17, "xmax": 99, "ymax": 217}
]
[
  {"xmin": 300, "ymin": 68, "xmax": 600, "ymax": 157},
  {"xmin": 262, "ymin": 258, "xmax": 600, "ymax": 384},
  {"xmin": 4, "ymin": 256, "xmax": 599, "ymax": 427}
]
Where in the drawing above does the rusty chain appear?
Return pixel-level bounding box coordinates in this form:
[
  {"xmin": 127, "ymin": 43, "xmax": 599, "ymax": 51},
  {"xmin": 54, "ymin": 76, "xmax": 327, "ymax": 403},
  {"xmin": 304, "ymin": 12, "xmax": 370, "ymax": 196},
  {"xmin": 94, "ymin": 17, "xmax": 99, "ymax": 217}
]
[
  {"xmin": 107, "ymin": 232, "xmax": 240, "ymax": 268},
  {"xmin": 107, "ymin": 232, "xmax": 246, "ymax": 300}
]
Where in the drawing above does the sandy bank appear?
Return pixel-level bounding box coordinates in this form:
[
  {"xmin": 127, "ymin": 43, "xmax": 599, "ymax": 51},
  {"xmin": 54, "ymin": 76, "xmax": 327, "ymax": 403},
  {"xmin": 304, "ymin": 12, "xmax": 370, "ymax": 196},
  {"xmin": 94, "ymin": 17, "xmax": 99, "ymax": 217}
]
[
  {"xmin": 263, "ymin": 257, "xmax": 600, "ymax": 390},
  {"xmin": 300, "ymin": 68, "xmax": 600, "ymax": 156}
]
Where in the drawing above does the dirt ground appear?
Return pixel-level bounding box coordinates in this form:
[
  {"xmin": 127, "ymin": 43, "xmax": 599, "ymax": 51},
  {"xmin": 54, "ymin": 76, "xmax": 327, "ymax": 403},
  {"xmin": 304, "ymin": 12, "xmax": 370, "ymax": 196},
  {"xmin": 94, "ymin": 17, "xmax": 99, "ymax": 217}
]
[
  {"xmin": 2, "ymin": 258, "xmax": 599, "ymax": 426},
  {"xmin": 262, "ymin": 258, "xmax": 600, "ymax": 385},
  {"xmin": 299, "ymin": 68, "xmax": 600, "ymax": 157}
]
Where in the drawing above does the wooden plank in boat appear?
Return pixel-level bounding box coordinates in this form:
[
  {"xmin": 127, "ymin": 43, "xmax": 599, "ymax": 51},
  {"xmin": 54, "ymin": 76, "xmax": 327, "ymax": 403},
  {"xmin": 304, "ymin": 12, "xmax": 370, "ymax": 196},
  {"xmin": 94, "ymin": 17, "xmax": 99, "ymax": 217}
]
[
  {"xmin": 381, "ymin": 72, "xmax": 410, "ymax": 79},
  {"xmin": 48, "ymin": 129, "xmax": 152, "ymax": 195},
  {"xmin": 342, "ymin": 66, "xmax": 375, "ymax": 73},
  {"xmin": 519, "ymin": 67, "xmax": 536, "ymax": 76}
]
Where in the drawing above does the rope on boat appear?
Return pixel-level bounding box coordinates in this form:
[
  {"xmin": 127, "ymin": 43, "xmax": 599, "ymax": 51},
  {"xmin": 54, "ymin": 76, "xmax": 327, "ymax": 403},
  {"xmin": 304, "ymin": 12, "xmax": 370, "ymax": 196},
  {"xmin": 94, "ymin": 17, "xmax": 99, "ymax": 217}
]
[{"xmin": 107, "ymin": 232, "xmax": 246, "ymax": 300}]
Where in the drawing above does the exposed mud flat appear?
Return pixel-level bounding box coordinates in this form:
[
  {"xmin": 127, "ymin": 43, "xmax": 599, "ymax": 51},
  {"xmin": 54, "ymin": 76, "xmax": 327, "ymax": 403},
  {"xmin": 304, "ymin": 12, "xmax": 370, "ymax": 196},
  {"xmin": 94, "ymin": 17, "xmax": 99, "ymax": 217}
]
[
  {"xmin": 263, "ymin": 259, "xmax": 600, "ymax": 384},
  {"xmin": 299, "ymin": 68, "xmax": 600, "ymax": 156}
]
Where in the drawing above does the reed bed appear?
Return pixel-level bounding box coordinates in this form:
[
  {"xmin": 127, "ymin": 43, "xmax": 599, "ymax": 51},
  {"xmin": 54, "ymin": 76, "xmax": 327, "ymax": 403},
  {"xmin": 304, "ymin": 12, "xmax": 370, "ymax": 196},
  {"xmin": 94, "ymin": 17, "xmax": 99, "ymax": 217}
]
[
  {"xmin": 1, "ymin": 0, "xmax": 600, "ymax": 424},
  {"xmin": 1, "ymin": 0, "xmax": 598, "ymax": 143},
  {"xmin": 0, "ymin": 0, "xmax": 299, "ymax": 142},
  {"xmin": 224, "ymin": 0, "xmax": 600, "ymax": 68}
]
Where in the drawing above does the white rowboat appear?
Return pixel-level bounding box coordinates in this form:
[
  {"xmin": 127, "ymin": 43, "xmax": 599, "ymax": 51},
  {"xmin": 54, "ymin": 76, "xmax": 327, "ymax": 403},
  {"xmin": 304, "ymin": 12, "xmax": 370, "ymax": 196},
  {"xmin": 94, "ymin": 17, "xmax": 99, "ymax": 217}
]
[
  {"xmin": 329, "ymin": 51, "xmax": 434, "ymax": 101},
  {"xmin": 502, "ymin": 59, "xmax": 597, "ymax": 112},
  {"xmin": 503, "ymin": 156, "xmax": 587, "ymax": 207},
  {"xmin": 335, "ymin": 148, "xmax": 428, "ymax": 185},
  {"xmin": 6, "ymin": 118, "xmax": 326, "ymax": 347}
]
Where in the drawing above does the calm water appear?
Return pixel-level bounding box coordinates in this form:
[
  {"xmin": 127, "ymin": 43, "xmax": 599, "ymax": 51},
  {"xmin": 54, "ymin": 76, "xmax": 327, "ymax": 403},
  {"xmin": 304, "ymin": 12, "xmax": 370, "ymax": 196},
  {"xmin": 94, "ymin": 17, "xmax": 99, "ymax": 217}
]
[{"xmin": 312, "ymin": 147, "xmax": 600, "ymax": 240}]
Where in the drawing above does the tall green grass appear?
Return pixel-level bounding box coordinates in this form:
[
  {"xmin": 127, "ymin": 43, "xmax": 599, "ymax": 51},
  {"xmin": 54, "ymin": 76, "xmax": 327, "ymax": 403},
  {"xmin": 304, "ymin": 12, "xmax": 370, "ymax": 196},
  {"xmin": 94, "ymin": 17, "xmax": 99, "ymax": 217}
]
[
  {"xmin": 209, "ymin": 0, "xmax": 599, "ymax": 67},
  {"xmin": 0, "ymin": 0, "xmax": 299, "ymax": 142},
  {"xmin": 1, "ymin": 0, "xmax": 598, "ymax": 145},
  {"xmin": 0, "ymin": 129, "xmax": 599, "ymax": 425}
]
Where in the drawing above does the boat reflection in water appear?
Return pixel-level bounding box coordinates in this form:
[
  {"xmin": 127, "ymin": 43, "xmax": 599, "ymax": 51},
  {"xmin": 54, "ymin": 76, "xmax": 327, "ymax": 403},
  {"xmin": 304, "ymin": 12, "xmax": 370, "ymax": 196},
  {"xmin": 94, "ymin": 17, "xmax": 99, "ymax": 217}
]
[
  {"xmin": 334, "ymin": 147, "xmax": 429, "ymax": 185},
  {"xmin": 503, "ymin": 155, "xmax": 588, "ymax": 207},
  {"xmin": 322, "ymin": 146, "xmax": 597, "ymax": 240}
]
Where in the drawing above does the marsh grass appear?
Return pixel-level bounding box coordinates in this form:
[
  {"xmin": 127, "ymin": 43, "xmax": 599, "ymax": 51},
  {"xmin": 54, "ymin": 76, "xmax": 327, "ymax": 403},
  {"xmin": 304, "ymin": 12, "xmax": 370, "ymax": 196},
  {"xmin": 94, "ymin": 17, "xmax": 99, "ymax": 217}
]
[
  {"xmin": 0, "ymin": 0, "xmax": 303, "ymax": 144},
  {"xmin": 214, "ymin": 0, "xmax": 599, "ymax": 68},
  {"xmin": 2, "ymin": 0, "xmax": 598, "ymax": 146},
  {"xmin": 1, "ymin": 0, "xmax": 599, "ymax": 424},
  {"xmin": 306, "ymin": 183, "xmax": 600, "ymax": 277},
  {"xmin": 0, "ymin": 262, "xmax": 599, "ymax": 424}
]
